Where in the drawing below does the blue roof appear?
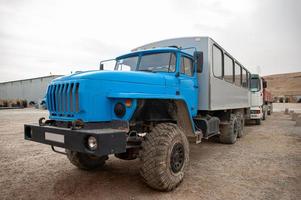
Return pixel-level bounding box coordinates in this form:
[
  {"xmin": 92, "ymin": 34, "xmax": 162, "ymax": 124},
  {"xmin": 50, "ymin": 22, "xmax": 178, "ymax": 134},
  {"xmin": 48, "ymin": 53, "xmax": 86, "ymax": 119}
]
[{"xmin": 116, "ymin": 47, "xmax": 192, "ymax": 60}]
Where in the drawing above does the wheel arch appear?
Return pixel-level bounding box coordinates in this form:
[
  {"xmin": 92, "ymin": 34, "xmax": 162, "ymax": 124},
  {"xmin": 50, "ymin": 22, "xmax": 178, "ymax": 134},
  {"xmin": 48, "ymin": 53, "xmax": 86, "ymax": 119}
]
[
  {"xmin": 174, "ymin": 100, "xmax": 195, "ymax": 137},
  {"xmin": 130, "ymin": 98, "xmax": 195, "ymax": 137}
]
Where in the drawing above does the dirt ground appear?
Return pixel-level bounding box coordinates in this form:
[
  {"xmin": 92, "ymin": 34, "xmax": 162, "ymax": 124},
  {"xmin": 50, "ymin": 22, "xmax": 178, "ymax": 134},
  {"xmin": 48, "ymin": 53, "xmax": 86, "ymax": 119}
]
[{"xmin": 0, "ymin": 107, "xmax": 300, "ymax": 200}]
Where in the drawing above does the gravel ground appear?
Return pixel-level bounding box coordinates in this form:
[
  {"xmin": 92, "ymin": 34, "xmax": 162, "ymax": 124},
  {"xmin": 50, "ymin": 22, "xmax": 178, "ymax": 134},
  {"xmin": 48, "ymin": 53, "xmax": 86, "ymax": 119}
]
[{"xmin": 0, "ymin": 108, "xmax": 300, "ymax": 200}]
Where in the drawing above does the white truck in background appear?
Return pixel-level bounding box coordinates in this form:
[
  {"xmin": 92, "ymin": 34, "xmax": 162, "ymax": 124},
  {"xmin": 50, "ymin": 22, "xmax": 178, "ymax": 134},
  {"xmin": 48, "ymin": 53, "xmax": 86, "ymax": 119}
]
[{"xmin": 249, "ymin": 74, "xmax": 272, "ymax": 125}]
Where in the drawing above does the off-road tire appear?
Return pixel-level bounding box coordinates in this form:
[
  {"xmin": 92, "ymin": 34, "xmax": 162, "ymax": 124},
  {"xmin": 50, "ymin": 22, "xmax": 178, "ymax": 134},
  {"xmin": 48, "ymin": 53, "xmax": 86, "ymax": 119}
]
[
  {"xmin": 219, "ymin": 114, "xmax": 238, "ymax": 144},
  {"xmin": 236, "ymin": 112, "xmax": 245, "ymax": 138},
  {"xmin": 262, "ymin": 110, "xmax": 267, "ymax": 120},
  {"xmin": 140, "ymin": 123, "xmax": 189, "ymax": 191},
  {"xmin": 66, "ymin": 150, "xmax": 108, "ymax": 170},
  {"xmin": 255, "ymin": 119, "xmax": 261, "ymax": 125},
  {"xmin": 268, "ymin": 104, "xmax": 273, "ymax": 115}
]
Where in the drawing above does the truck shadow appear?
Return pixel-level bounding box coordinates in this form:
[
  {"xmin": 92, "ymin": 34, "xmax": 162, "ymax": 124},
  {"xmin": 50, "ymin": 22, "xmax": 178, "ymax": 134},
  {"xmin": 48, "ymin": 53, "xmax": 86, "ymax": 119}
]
[
  {"xmin": 52, "ymin": 158, "xmax": 166, "ymax": 199},
  {"xmin": 52, "ymin": 146, "xmax": 212, "ymax": 199}
]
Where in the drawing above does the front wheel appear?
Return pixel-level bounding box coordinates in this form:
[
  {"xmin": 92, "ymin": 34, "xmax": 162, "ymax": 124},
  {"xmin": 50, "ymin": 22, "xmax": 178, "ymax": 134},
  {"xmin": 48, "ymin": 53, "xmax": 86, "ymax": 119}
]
[
  {"xmin": 66, "ymin": 150, "xmax": 108, "ymax": 170},
  {"xmin": 140, "ymin": 123, "xmax": 189, "ymax": 191}
]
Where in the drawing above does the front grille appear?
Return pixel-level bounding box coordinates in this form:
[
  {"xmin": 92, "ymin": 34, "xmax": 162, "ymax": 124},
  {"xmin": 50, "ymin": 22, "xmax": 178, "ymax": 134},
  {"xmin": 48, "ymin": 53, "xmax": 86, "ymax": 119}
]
[
  {"xmin": 47, "ymin": 82, "xmax": 80, "ymax": 116},
  {"xmin": 250, "ymin": 110, "xmax": 260, "ymax": 114}
]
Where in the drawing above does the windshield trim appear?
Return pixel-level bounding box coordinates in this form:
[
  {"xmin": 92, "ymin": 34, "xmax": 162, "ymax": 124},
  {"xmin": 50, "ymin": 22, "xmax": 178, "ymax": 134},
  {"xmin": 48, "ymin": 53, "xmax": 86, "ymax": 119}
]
[{"xmin": 116, "ymin": 48, "xmax": 180, "ymax": 60}]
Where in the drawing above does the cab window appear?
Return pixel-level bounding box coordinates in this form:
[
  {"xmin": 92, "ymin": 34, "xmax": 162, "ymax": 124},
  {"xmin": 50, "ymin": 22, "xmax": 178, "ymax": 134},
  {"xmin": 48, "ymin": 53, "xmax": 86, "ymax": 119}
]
[{"xmin": 180, "ymin": 56, "xmax": 193, "ymax": 76}]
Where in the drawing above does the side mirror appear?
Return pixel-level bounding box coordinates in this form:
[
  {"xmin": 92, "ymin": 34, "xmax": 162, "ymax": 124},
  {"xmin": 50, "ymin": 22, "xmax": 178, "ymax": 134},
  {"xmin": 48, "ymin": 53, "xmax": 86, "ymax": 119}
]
[
  {"xmin": 194, "ymin": 51, "xmax": 203, "ymax": 73},
  {"xmin": 99, "ymin": 63, "xmax": 104, "ymax": 70},
  {"xmin": 263, "ymin": 80, "xmax": 267, "ymax": 88}
]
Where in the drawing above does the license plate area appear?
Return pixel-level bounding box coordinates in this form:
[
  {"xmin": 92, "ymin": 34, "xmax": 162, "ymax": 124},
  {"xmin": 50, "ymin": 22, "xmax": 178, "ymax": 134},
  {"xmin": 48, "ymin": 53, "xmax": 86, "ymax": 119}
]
[{"xmin": 45, "ymin": 132, "xmax": 65, "ymax": 143}]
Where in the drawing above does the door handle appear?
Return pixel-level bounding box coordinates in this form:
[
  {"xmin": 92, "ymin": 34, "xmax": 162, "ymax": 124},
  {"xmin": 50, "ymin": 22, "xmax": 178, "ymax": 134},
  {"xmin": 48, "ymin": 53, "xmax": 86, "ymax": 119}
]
[{"xmin": 193, "ymin": 85, "xmax": 199, "ymax": 88}]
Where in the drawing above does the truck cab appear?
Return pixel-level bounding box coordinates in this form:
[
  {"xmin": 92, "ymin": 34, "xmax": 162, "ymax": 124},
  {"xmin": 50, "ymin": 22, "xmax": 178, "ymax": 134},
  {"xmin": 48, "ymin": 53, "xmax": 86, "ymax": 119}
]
[
  {"xmin": 25, "ymin": 47, "xmax": 203, "ymax": 191},
  {"xmin": 249, "ymin": 74, "xmax": 264, "ymax": 124},
  {"xmin": 44, "ymin": 48, "xmax": 200, "ymax": 124}
]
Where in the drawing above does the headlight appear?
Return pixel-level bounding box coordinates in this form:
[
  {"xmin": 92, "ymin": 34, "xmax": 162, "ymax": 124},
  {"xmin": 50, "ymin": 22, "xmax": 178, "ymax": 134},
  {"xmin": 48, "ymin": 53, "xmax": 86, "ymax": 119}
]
[
  {"xmin": 87, "ymin": 136, "xmax": 97, "ymax": 150},
  {"xmin": 114, "ymin": 103, "xmax": 126, "ymax": 117}
]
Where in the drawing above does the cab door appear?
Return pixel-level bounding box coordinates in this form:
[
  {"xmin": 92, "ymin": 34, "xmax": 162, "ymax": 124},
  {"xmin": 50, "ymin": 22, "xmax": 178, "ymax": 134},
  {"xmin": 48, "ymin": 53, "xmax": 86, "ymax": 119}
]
[{"xmin": 177, "ymin": 54, "xmax": 198, "ymax": 117}]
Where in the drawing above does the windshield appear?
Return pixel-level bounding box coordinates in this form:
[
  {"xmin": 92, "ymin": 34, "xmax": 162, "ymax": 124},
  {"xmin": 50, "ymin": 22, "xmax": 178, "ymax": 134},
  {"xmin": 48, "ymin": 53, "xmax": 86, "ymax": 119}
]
[
  {"xmin": 115, "ymin": 52, "xmax": 176, "ymax": 72},
  {"xmin": 250, "ymin": 78, "xmax": 261, "ymax": 92},
  {"xmin": 115, "ymin": 56, "xmax": 138, "ymax": 71}
]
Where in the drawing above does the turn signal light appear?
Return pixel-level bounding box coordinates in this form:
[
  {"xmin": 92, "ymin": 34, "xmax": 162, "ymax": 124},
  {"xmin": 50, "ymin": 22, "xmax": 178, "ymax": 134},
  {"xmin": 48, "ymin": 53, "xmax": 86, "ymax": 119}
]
[{"xmin": 125, "ymin": 99, "xmax": 132, "ymax": 107}]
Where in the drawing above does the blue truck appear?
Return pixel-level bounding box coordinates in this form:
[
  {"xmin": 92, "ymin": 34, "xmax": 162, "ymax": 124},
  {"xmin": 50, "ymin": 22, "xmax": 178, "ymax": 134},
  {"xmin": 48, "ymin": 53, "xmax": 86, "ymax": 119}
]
[{"xmin": 25, "ymin": 37, "xmax": 252, "ymax": 191}]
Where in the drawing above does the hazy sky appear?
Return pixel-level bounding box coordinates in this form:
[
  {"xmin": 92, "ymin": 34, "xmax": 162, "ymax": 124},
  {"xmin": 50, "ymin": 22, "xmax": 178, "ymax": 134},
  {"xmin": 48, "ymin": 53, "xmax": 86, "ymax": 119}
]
[{"xmin": 0, "ymin": 0, "xmax": 300, "ymax": 82}]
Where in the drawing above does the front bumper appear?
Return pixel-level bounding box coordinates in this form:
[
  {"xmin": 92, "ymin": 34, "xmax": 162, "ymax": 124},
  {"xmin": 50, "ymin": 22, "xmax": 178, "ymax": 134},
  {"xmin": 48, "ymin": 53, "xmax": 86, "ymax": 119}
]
[{"xmin": 24, "ymin": 123, "xmax": 127, "ymax": 156}]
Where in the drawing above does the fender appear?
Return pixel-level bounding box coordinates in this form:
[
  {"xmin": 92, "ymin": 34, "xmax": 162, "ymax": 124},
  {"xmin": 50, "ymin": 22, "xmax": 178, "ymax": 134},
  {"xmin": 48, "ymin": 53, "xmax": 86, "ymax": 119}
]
[{"xmin": 107, "ymin": 92, "xmax": 195, "ymax": 137}]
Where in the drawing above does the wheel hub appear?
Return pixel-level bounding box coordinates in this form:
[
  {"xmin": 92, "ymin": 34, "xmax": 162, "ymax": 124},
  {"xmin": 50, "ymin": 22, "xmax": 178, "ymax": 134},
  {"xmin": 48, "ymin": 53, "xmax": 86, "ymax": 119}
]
[{"xmin": 170, "ymin": 143, "xmax": 185, "ymax": 173}]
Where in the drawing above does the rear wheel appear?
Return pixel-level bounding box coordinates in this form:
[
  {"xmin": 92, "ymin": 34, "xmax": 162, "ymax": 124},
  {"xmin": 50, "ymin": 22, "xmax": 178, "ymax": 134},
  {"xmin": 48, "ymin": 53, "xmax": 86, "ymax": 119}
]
[
  {"xmin": 267, "ymin": 104, "xmax": 272, "ymax": 115},
  {"xmin": 66, "ymin": 150, "xmax": 108, "ymax": 170},
  {"xmin": 262, "ymin": 109, "xmax": 267, "ymax": 120},
  {"xmin": 269, "ymin": 104, "xmax": 273, "ymax": 115},
  {"xmin": 236, "ymin": 112, "xmax": 245, "ymax": 138},
  {"xmin": 140, "ymin": 123, "xmax": 189, "ymax": 191},
  {"xmin": 220, "ymin": 114, "xmax": 238, "ymax": 144}
]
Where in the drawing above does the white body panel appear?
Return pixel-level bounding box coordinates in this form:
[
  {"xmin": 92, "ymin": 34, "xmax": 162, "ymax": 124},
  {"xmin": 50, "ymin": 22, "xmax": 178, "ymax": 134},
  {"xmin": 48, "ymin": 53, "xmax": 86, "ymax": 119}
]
[
  {"xmin": 134, "ymin": 37, "xmax": 251, "ymax": 111},
  {"xmin": 251, "ymin": 91, "xmax": 263, "ymax": 107}
]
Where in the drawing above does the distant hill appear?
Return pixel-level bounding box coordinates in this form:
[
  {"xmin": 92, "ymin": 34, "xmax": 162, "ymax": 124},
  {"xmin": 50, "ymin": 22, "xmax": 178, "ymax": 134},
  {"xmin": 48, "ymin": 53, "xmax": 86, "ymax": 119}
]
[{"xmin": 263, "ymin": 72, "xmax": 301, "ymax": 97}]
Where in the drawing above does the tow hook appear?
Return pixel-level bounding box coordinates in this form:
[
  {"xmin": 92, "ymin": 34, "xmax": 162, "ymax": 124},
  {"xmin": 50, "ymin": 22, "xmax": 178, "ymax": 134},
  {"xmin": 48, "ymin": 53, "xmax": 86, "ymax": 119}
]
[
  {"xmin": 38, "ymin": 117, "xmax": 55, "ymax": 126},
  {"xmin": 71, "ymin": 119, "xmax": 84, "ymax": 130}
]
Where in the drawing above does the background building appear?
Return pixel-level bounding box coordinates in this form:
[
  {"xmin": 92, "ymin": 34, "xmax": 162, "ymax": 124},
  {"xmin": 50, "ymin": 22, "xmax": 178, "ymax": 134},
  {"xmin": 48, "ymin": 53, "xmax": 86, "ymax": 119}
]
[{"xmin": 0, "ymin": 75, "xmax": 62, "ymax": 105}]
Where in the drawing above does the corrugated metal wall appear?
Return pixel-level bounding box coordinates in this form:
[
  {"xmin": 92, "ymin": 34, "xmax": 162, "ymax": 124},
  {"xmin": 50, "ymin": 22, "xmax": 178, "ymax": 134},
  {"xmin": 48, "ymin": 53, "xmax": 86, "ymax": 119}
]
[{"xmin": 0, "ymin": 75, "xmax": 61, "ymax": 103}]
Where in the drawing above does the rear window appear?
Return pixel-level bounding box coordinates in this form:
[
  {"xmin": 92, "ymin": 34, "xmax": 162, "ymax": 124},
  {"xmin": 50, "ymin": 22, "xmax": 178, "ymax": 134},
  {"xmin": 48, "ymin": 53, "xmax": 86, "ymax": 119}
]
[
  {"xmin": 242, "ymin": 69, "xmax": 248, "ymax": 88},
  {"xmin": 224, "ymin": 54, "xmax": 234, "ymax": 83},
  {"xmin": 212, "ymin": 45, "xmax": 223, "ymax": 78},
  {"xmin": 234, "ymin": 62, "xmax": 241, "ymax": 86}
]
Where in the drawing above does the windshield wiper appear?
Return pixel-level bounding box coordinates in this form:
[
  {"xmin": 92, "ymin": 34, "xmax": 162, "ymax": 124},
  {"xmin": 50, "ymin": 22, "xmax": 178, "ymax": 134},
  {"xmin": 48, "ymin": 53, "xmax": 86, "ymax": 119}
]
[{"xmin": 138, "ymin": 69, "xmax": 156, "ymax": 73}]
